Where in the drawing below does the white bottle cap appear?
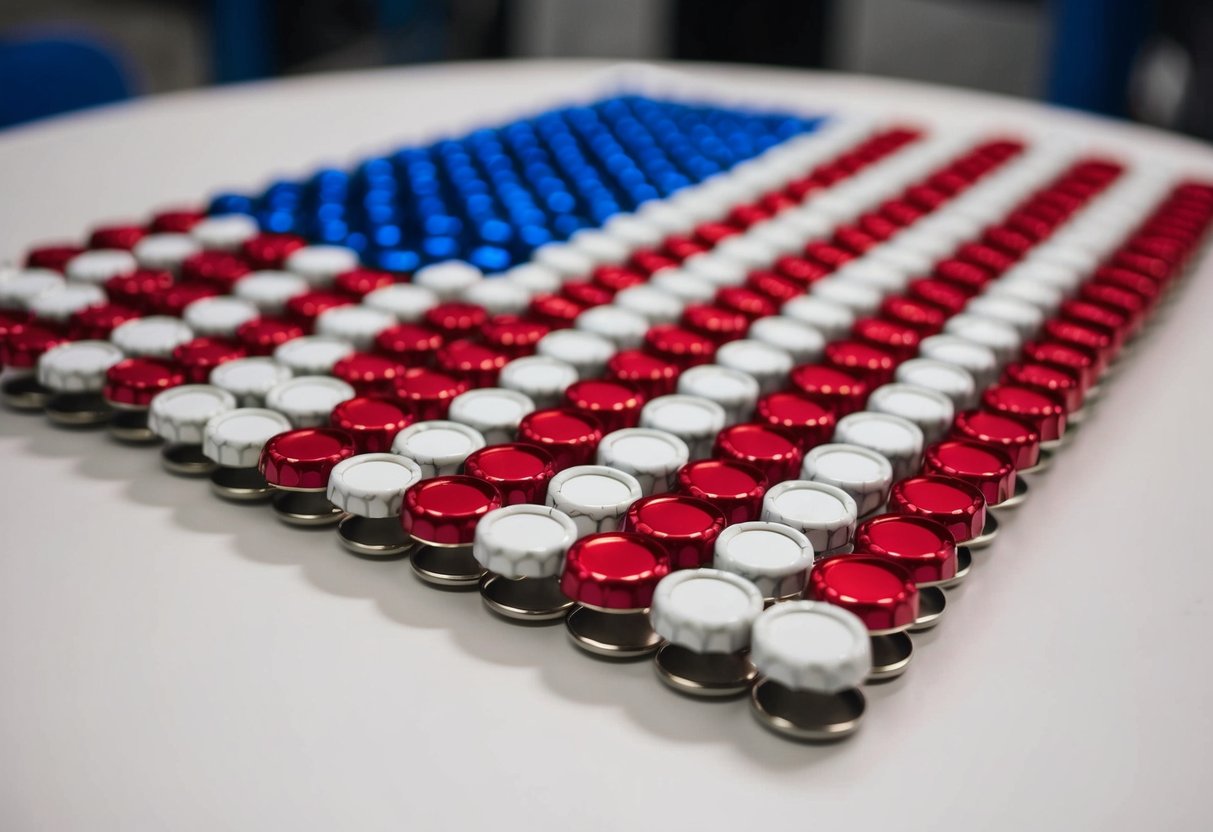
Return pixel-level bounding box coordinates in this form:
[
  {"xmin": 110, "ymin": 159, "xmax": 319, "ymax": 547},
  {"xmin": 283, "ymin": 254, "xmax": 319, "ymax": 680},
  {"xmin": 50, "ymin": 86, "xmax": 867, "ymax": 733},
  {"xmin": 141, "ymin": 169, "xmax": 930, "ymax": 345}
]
[
  {"xmin": 65, "ymin": 249, "xmax": 137, "ymax": 285},
  {"xmin": 0, "ymin": 269, "xmax": 64, "ymax": 310},
  {"xmin": 965, "ymin": 294, "xmax": 1044, "ymax": 340},
  {"xmin": 613, "ymin": 285, "xmax": 686, "ymax": 324},
  {"xmin": 681, "ymin": 253, "xmax": 748, "ymax": 288},
  {"xmin": 390, "ymin": 420, "xmax": 486, "ymax": 478},
  {"xmin": 888, "ymin": 227, "xmax": 954, "ymax": 261},
  {"xmin": 284, "ymin": 245, "xmax": 359, "ymax": 286},
  {"xmin": 37, "ymin": 340, "xmax": 124, "ymax": 393},
  {"xmin": 133, "ymin": 233, "xmax": 200, "ymax": 272},
  {"xmin": 714, "ymin": 235, "xmax": 778, "ymax": 271},
  {"xmin": 748, "ymin": 216, "xmax": 811, "ymax": 256},
  {"xmin": 534, "ymin": 329, "xmax": 614, "ymax": 379},
  {"xmin": 802, "ymin": 443, "xmax": 893, "ymax": 517},
  {"xmin": 574, "ymin": 305, "xmax": 649, "ymax": 350},
  {"xmin": 834, "ymin": 411, "xmax": 924, "ymax": 482},
  {"xmin": 545, "ymin": 464, "xmax": 643, "ymax": 538},
  {"xmin": 203, "ymin": 407, "xmax": 292, "ymax": 467},
  {"xmin": 639, "ymin": 394, "xmax": 727, "ymax": 460},
  {"xmin": 866, "ymin": 383, "xmax": 955, "ymax": 445},
  {"xmin": 233, "ymin": 270, "xmax": 309, "ymax": 314},
  {"xmin": 473, "ymin": 504, "xmax": 579, "ymax": 579},
  {"xmin": 596, "ymin": 427, "xmax": 690, "ymax": 496},
  {"xmin": 811, "ymin": 277, "xmax": 882, "ymax": 316},
  {"xmin": 943, "ymin": 313, "xmax": 1021, "ymax": 366},
  {"xmin": 265, "ymin": 375, "xmax": 355, "ymax": 427},
  {"xmin": 894, "ymin": 358, "xmax": 978, "ymax": 411},
  {"xmin": 870, "ymin": 244, "xmax": 933, "ymax": 278},
  {"xmin": 182, "ymin": 296, "xmax": 260, "ymax": 337},
  {"xmin": 498, "ymin": 355, "xmax": 580, "ymax": 409},
  {"xmin": 832, "ymin": 259, "xmax": 909, "ymax": 294},
  {"xmin": 761, "ymin": 480, "xmax": 858, "ymax": 555},
  {"xmin": 502, "ymin": 262, "xmax": 562, "ymax": 295},
  {"xmin": 567, "ymin": 228, "xmax": 630, "ymax": 266},
  {"xmin": 314, "ymin": 305, "xmax": 396, "ymax": 350},
  {"xmin": 191, "ymin": 214, "xmax": 259, "ymax": 252},
  {"xmin": 751, "ymin": 601, "xmax": 871, "ymax": 693},
  {"xmin": 209, "ymin": 357, "xmax": 293, "ymax": 407},
  {"xmin": 984, "ymin": 274, "xmax": 1063, "ymax": 316},
  {"xmin": 110, "ymin": 316, "xmax": 194, "ymax": 359},
  {"xmin": 447, "ymin": 387, "xmax": 535, "ymax": 445},
  {"xmin": 326, "ymin": 453, "xmax": 423, "ymax": 518},
  {"xmin": 362, "ymin": 282, "xmax": 440, "ymax": 322},
  {"xmin": 149, "ymin": 384, "xmax": 238, "ymax": 444},
  {"xmin": 273, "ymin": 335, "xmax": 355, "ymax": 376},
  {"xmin": 676, "ymin": 364, "xmax": 760, "ymax": 425},
  {"xmin": 713, "ymin": 521, "xmax": 815, "ymax": 600},
  {"xmin": 650, "ymin": 569, "xmax": 764, "ymax": 654},
  {"xmin": 747, "ymin": 316, "xmax": 826, "ymax": 364},
  {"xmin": 917, "ymin": 333, "xmax": 999, "ymax": 391},
  {"xmin": 602, "ymin": 213, "xmax": 665, "ymax": 249},
  {"xmin": 27, "ymin": 283, "xmax": 105, "ymax": 321},
  {"xmin": 463, "ymin": 279, "xmax": 531, "ymax": 315},
  {"xmin": 781, "ymin": 295, "xmax": 855, "ymax": 341},
  {"xmin": 533, "ymin": 243, "xmax": 594, "ymax": 280},
  {"xmin": 412, "ymin": 260, "xmax": 484, "ymax": 300},
  {"xmin": 715, "ymin": 339, "xmax": 793, "ymax": 395},
  {"xmin": 649, "ymin": 270, "xmax": 717, "ymax": 303}
]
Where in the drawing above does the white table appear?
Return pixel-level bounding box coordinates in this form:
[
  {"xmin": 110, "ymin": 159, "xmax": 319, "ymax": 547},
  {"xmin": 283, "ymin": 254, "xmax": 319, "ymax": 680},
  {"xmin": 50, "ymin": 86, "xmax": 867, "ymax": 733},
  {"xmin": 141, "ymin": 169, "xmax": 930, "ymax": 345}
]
[{"xmin": 2, "ymin": 60, "xmax": 1211, "ymax": 831}]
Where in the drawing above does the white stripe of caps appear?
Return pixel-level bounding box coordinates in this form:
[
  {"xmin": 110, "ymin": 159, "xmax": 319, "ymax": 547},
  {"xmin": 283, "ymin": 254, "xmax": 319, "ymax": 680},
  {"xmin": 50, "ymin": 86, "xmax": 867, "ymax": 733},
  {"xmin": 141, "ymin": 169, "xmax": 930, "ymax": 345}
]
[
  {"xmin": 574, "ymin": 305, "xmax": 649, "ymax": 350},
  {"xmin": 751, "ymin": 601, "xmax": 871, "ymax": 693},
  {"xmin": 191, "ymin": 215, "xmax": 259, "ymax": 252},
  {"xmin": 273, "ymin": 335, "xmax": 355, "ymax": 376},
  {"xmin": 984, "ymin": 275, "xmax": 1063, "ymax": 316},
  {"xmin": 713, "ymin": 521, "xmax": 815, "ymax": 600},
  {"xmin": 867, "ymin": 383, "xmax": 955, "ymax": 445},
  {"xmin": 713, "ymin": 235, "xmax": 779, "ymax": 271},
  {"xmin": 596, "ymin": 427, "xmax": 690, "ymax": 496},
  {"xmin": 614, "ymin": 285, "xmax": 686, "ymax": 325},
  {"xmin": 534, "ymin": 329, "xmax": 614, "ymax": 379},
  {"xmin": 545, "ymin": 464, "xmax": 643, "ymax": 538},
  {"xmin": 567, "ymin": 229, "xmax": 630, "ymax": 267},
  {"xmin": 832, "ymin": 259, "xmax": 910, "ymax": 295},
  {"xmin": 148, "ymin": 384, "xmax": 237, "ymax": 445},
  {"xmin": 640, "ymin": 394, "xmax": 727, "ymax": 461},
  {"xmin": 209, "ymin": 357, "xmax": 293, "ymax": 407},
  {"xmin": 782, "ymin": 295, "xmax": 855, "ymax": 342},
  {"xmin": 284, "ymin": 245, "xmax": 359, "ymax": 286},
  {"xmin": 601, "ymin": 213, "xmax": 665, "ymax": 249},
  {"xmin": 532, "ymin": 243, "xmax": 594, "ymax": 280},
  {"xmin": 715, "ymin": 339, "xmax": 794, "ymax": 396},
  {"xmin": 748, "ymin": 316, "xmax": 826, "ymax": 364},
  {"xmin": 447, "ymin": 387, "xmax": 536, "ymax": 445},
  {"xmin": 28, "ymin": 283, "xmax": 106, "ymax": 321},
  {"xmin": 234, "ymin": 271, "xmax": 309, "ymax": 314},
  {"xmin": 326, "ymin": 453, "xmax": 423, "ymax": 518},
  {"xmin": 37, "ymin": 340, "xmax": 124, "ymax": 393},
  {"xmin": 110, "ymin": 316, "xmax": 194, "ymax": 359},
  {"xmin": 811, "ymin": 277, "xmax": 882, "ymax": 317},
  {"xmin": 411, "ymin": 261, "xmax": 483, "ymax": 301},
  {"xmin": 833, "ymin": 411, "xmax": 924, "ymax": 483},
  {"xmin": 894, "ymin": 357, "xmax": 978, "ymax": 411},
  {"xmin": 473, "ymin": 504, "xmax": 579, "ymax": 579},
  {"xmin": 133, "ymin": 233, "xmax": 200, "ymax": 272},
  {"xmin": 65, "ymin": 249, "xmax": 137, "ymax": 285},
  {"xmin": 463, "ymin": 279, "xmax": 531, "ymax": 315},
  {"xmin": 965, "ymin": 294, "xmax": 1044, "ymax": 341},
  {"xmin": 917, "ymin": 334, "xmax": 1000, "ymax": 391},
  {"xmin": 203, "ymin": 407, "xmax": 292, "ymax": 468},
  {"xmin": 681, "ymin": 253, "xmax": 749, "ymax": 288},
  {"xmin": 676, "ymin": 364, "xmax": 760, "ymax": 425},
  {"xmin": 650, "ymin": 270, "xmax": 716, "ymax": 303},
  {"xmin": 650, "ymin": 569, "xmax": 764, "ymax": 654},
  {"xmin": 498, "ymin": 355, "xmax": 579, "ymax": 409},
  {"xmin": 315, "ymin": 305, "xmax": 396, "ymax": 350},
  {"xmin": 362, "ymin": 282, "xmax": 440, "ymax": 322},
  {"xmin": 802, "ymin": 443, "xmax": 894, "ymax": 518},
  {"xmin": 762, "ymin": 480, "xmax": 858, "ymax": 556},
  {"xmin": 501, "ymin": 263, "xmax": 562, "ymax": 295},
  {"xmin": 265, "ymin": 375, "xmax": 355, "ymax": 428},
  {"xmin": 943, "ymin": 313, "xmax": 1021, "ymax": 366},
  {"xmin": 390, "ymin": 420, "xmax": 486, "ymax": 478},
  {"xmin": 183, "ymin": 296, "xmax": 260, "ymax": 337}
]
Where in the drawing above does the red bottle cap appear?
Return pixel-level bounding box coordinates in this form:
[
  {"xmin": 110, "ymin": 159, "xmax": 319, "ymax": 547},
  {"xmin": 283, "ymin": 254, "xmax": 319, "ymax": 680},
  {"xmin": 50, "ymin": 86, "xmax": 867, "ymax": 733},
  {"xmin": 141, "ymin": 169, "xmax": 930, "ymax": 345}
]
[
  {"xmin": 788, "ymin": 363, "xmax": 868, "ymax": 416},
  {"xmin": 592, "ymin": 264, "xmax": 646, "ymax": 292},
  {"xmin": 374, "ymin": 323, "xmax": 444, "ymax": 365},
  {"xmin": 392, "ymin": 367, "xmax": 469, "ymax": 420},
  {"xmin": 434, "ymin": 340, "xmax": 507, "ymax": 387},
  {"xmin": 482, "ymin": 315, "xmax": 550, "ymax": 358},
  {"xmin": 89, "ymin": 224, "xmax": 146, "ymax": 250},
  {"xmin": 516, "ymin": 407, "xmax": 604, "ymax": 470},
  {"xmin": 463, "ymin": 442, "xmax": 556, "ymax": 505},
  {"xmin": 745, "ymin": 271, "xmax": 803, "ymax": 304},
  {"xmin": 803, "ymin": 241, "xmax": 856, "ymax": 270},
  {"xmin": 402, "ymin": 475, "xmax": 503, "ymax": 547},
  {"xmin": 560, "ymin": 280, "xmax": 613, "ymax": 307},
  {"xmin": 951, "ymin": 409, "xmax": 1041, "ymax": 470},
  {"xmin": 259, "ymin": 427, "xmax": 356, "ymax": 490},
  {"xmin": 662, "ymin": 234, "xmax": 708, "ymax": 261},
  {"xmin": 629, "ymin": 249, "xmax": 679, "ymax": 276},
  {"xmin": 69, "ymin": 302, "xmax": 141, "ymax": 340},
  {"xmin": 854, "ymin": 514, "xmax": 958, "ymax": 586},
  {"xmin": 151, "ymin": 282, "xmax": 219, "ymax": 316},
  {"xmin": 1060, "ymin": 299, "xmax": 1129, "ymax": 350},
  {"xmin": 923, "ymin": 439, "xmax": 1017, "ymax": 505},
  {"xmin": 105, "ymin": 269, "xmax": 173, "ymax": 312},
  {"xmin": 172, "ymin": 337, "xmax": 247, "ymax": 383},
  {"xmin": 0, "ymin": 324, "xmax": 67, "ymax": 368},
  {"xmin": 712, "ymin": 422, "xmax": 803, "ymax": 483},
  {"xmin": 330, "ymin": 396, "xmax": 414, "ymax": 453},
  {"xmin": 563, "ymin": 379, "xmax": 645, "ymax": 433},
  {"xmin": 330, "ymin": 352, "xmax": 406, "ymax": 397},
  {"xmin": 879, "ymin": 296, "xmax": 947, "ymax": 334},
  {"xmin": 1002, "ymin": 362, "xmax": 1083, "ymax": 413},
  {"xmin": 983, "ymin": 226, "xmax": 1034, "ymax": 258},
  {"xmin": 852, "ymin": 317, "xmax": 921, "ymax": 361},
  {"xmin": 715, "ymin": 287, "xmax": 777, "ymax": 320},
  {"xmin": 150, "ymin": 208, "xmax": 205, "ymax": 233},
  {"xmin": 284, "ymin": 290, "xmax": 354, "ymax": 326},
  {"xmin": 1041, "ymin": 319, "xmax": 1114, "ymax": 371},
  {"xmin": 908, "ymin": 278, "xmax": 971, "ymax": 315},
  {"xmin": 560, "ymin": 532, "xmax": 671, "ymax": 610},
  {"xmin": 236, "ymin": 317, "xmax": 307, "ymax": 355},
  {"xmin": 1079, "ymin": 283, "xmax": 1147, "ymax": 333},
  {"xmin": 103, "ymin": 358, "xmax": 184, "ymax": 407},
  {"xmin": 605, "ymin": 349, "xmax": 680, "ymax": 400},
  {"xmin": 333, "ymin": 268, "xmax": 397, "ymax": 297},
  {"xmin": 774, "ymin": 255, "xmax": 830, "ymax": 285},
  {"xmin": 825, "ymin": 340, "xmax": 896, "ymax": 387},
  {"xmin": 754, "ymin": 391, "xmax": 837, "ymax": 450},
  {"xmin": 26, "ymin": 244, "xmax": 85, "ymax": 272},
  {"xmin": 676, "ymin": 458, "xmax": 767, "ymax": 524},
  {"xmin": 1021, "ymin": 339, "xmax": 1100, "ymax": 391},
  {"xmin": 806, "ymin": 555, "xmax": 919, "ymax": 634},
  {"xmin": 934, "ymin": 259, "xmax": 992, "ymax": 294},
  {"xmin": 642, "ymin": 324, "xmax": 716, "ymax": 368},
  {"xmin": 622, "ymin": 494, "xmax": 727, "ymax": 570},
  {"xmin": 956, "ymin": 242, "xmax": 1015, "ymax": 275},
  {"xmin": 889, "ymin": 475, "xmax": 987, "ymax": 543},
  {"xmin": 424, "ymin": 302, "xmax": 488, "ymax": 339},
  {"xmin": 527, "ymin": 293, "xmax": 585, "ymax": 329},
  {"xmin": 181, "ymin": 251, "xmax": 250, "ymax": 289},
  {"xmin": 981, "ymin": 384, "xmax": 1066, "ymax": 442},
  {"xmin": 693, "ymin": 221, "xmax": 741, "ymax": 246},
  {"xmin": 241, "ymin": 233, "xmax": 306, "ymax": 269},
  {"xmin": 680, "ymin": 304, "xmax": 749, "ymax": 344}
]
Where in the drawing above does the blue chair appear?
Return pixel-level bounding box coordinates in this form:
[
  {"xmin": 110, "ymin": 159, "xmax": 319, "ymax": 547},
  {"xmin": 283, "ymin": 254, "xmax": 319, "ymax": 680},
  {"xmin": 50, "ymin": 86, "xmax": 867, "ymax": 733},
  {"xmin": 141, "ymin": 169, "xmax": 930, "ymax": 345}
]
[{"xmin": 0, "ymin": 32, "xmax": 134, "ymax": 129}]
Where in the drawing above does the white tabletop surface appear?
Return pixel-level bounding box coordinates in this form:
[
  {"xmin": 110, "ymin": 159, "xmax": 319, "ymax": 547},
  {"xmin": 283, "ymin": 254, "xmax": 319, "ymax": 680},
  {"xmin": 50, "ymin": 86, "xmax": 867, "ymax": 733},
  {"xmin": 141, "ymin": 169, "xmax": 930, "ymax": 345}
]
[{"xmin": 2, "ymin": 60, "xmax": 1212, "ymax": 831}]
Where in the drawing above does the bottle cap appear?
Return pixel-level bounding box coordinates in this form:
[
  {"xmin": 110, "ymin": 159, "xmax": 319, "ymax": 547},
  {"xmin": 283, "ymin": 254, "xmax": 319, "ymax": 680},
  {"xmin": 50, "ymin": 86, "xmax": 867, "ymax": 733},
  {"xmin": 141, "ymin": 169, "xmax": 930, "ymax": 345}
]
[
  {"xmin": 315, "ymin": 305, "xmax": 396, "ymax": 350},
  {"xmin": 943, "ymin": 313, "xmax": 1021, "ymax": 366},
  {"xmin": 714, "ymin": 521, "xmax": 815, "ymax": 600},
  {"xmin": 37, "ymin": 340, "xmax": 125, "ymax": 392},
  {"xmin": 390, "ymin": 420, "xmax": 487, "ymax": 479},
  {"xmin": 191, "ymin": 215, "xmax": 259, "ymax": 252},
  {"xmin": 950, "ymin": 409, "xmax": 1041, "ymax": 470},
  {"xmin": 802, "ymin": 443, "xmax": 894, "ymax": 517},
  {"xmin": 651, "ymin": 569, "xmax": 764, "ymax": 653},
  {"xmin": 866, "ymin": 383, "xmax": 955, "ymax": 444},
  {"xmin": 0, "ymin": 269, "xmax": 65, "ymax": 309},
  {"xmin": 266, "ymin": 375, "xmax": 355, "ymax": 427},
  {"xmin": 605, "ymin": 349, "xmax": 681, "ymax": 401},
  {"xmin": 103, "ymin": 358, "xmax": 184, "ymax": 408},
  {"xmin": 923, "ymin": 439, "xmax": 1017, "ymax": 505},
  {"xmin": 182, "ymin": 296, "xmax": 259, "ymax": 338},
  {"xmin": 535, "ymin": 329, "xmax": 614, "ymax": 378},
  {"xmin": 754, "ymin": 391, "xmax": 837, "ymax": 450},
  {"xmin": 639, "ymin": 394, "xmax": 726, "ymax": 460},
  {"xmin": 806, "ymin": 554, "xmax": 919, "ymax": 635},
  {"xmin": 676, "ymin": 364, "xmax": 760, "ymax": 425},
  {"xmin": 614, "ymin": 285, "xmax": 686, "ymax": 325},
  {"xmin": 402, "ymin": 475, "xmax": 503, "ymax": 547},
  {"xmin": 750, "ymin": 601, "xmax": 871, "ymax": 692},
  {"xmin": 546, "ymin": 464, "xmax": 643, "ymax": 538},
  {"xmin": 563, "ymin": 379, "xmax": 644, "ymax": 433},
  {"xmin": 889, "ymin": 475, "xmax": 987, "ymax": 543},
  {"xmin": 203, "ymin": 407, "xmax": 292, "ymax": 468},
  {"xmin": 788, "ymin": 364, "xmax": 868, "ymax": 416},
  {"xmin": 713, "ymin": 422, "xmax": 804, "ymax": 482},
  {"xmin": 981, "ymin": 384, "xmax": 1067, "ymax": 443},
  {"xmin": 133, "ymin": 233, "xmax": 201, "ymax": 272},
  {"xmin": 326, "ymin": 453, "xmax": 424, "ymax": 518},
  {"xmin": 748, "ymin": 316, "xmax": 826, "ymax": 364},
  {"xmin": 65, "ymin": 250, "xmax": 137, "ymax": 285},
  {"xmin": 596, "ymin": 427, "xmax": 690, "ymax": 496},
  {"xmin": 329, "ymin": 396, "xmax": 414, "ymax": 453},
  {"xmin": 233, "ymin": 270, "xmax": 309, "ymax": 314},
  {"xmin": 448, "ymin": 387, "xmax": 535, "ymax": 445},
  {"xmin": 782, "ymin": 295, "xmax": 855, "ymax": 341},
  {"xmin": 148, "ymin": 384, "xmax": 238, "ymax": 445},
  {"xmin": 273, "ymin": 335, "xmax": 355, "ymax": 376},
  {"xmin": 412, "ymin": 261, "xmax": 484, "ymax": 301},
  {"xmin": 473, "ymin": 504, "xmax": 579, "ymax": 579},
  {"xmin": 209, "ymin": 356, "xmax": 293, "ymax": 407},
  {"xmin": 676, "ymin": 458, "xmax": 767, "ymax": 524},
  {"xmin": 574, "ymin": 305, "xmax": 649, "ymax": 350},
  {"xmin": 110, "ymin": 316, "xmax": 194, "ymax": 359},
  {"xmin": 894, "ymin": 358, "xmax": 977, "ymax": 411},
  {"xmin": 259, "ymin": 427, "xmax": 356, "ymax": 490},
  {"xmin": 463, "ymin": 442, "xmax": 556, "ymax": 505},
  {"xmin": 833, "ymin": 411, "xmax": 924, "ymax": 482},
  {"xmin": 363, "ymin": 283, "xmax": 440, "ymax": 322},
  {"xmin": 559, "ymin": 532, "xmax": 670, "ymax": 611},
  {"xmin": 623, "ymin": 494, "xmax": 727, "ymax": 569},
  {"xmin": 241, "ymin": 233, "xmax": 307, "ymax": 270},
  {"xmin": 762, "ymin": 480, "xmax": 858, "ymax": 555},
  {"xmin": 284, "ymin": 245, "xmax": 359, "ymax": 286},
  {"xmin": 917, "ymin": 333, "xmax": 1000, "ymax": 390},
  {"xmin": 854, "ymin": 514, "xmax": 958, "ymax": 586}
]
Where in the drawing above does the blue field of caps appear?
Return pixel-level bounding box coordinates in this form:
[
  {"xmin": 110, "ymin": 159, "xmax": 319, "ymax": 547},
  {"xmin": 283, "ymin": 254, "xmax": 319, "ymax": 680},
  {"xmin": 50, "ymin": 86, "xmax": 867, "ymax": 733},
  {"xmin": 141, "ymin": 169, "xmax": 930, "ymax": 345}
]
[{"xmin": 207, "ymin": 95, "xmax": 823, "ymax": 275}]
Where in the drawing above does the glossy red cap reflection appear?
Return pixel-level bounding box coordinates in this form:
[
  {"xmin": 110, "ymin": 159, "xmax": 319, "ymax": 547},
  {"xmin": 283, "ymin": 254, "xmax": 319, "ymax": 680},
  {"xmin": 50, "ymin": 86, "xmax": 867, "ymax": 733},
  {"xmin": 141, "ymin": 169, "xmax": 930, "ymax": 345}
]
[
  {"xmin": 675, "ymin": 458, "xmax": 767, "ymax": 524},
  {"xmin": 516, "ymin": 408, "xmax": 603, "ymax": 470},
  {"xmin": 806, "ymin": 555, "xmax": 919, "ymax": 634},
  {"xmin": 563, "ymin": 379, "xmax": 645, "ymax": 433},
  {"xmin": 1002, "ymin": 362, "xmax": 1084, "ymax": 413},
  {"xmin": 622, "ymin": 494, "xmax": 727, "ymax": 570},
  {"xmin": 981, "ymin": 384, "xmax": 1067, "ymax": 442},
  {"xmin": 712, "ymin": 422, "xmax": 803, "ymax": 482},
  {"xmin": 923, "ymin": 439, "xmax": 1016, "ymax": 505},
  {"xmin": 463, "ymin": 442, "xmax": 556, "ymax": 505},
  {"xmin": 825, "ymin": 340, "xmax": 896, "ymax": 387},
  {"xmin": 103, "ymin": 358, "xmax": 184, "ymax": 407},
  {"xmin": 241, "ymin": 233, "xmax": 306, "ymax": 270},
  {"xmin": 434, "ymin": 340, "xmax": 507, "ymax": 387},
  {"xmin": 329, "ymin": 396, "xmax": 414, "ymax": 453},
  {"xmin": 788, "ymin": 363, "xmax": 868, "ymax": 416},
  {"xmin": 889, "ymin": 475, "xmax": 987, "ymax": 543},
  {"xmin": 172, "ymin": 337, "xmax": 247, "ymax": 383},
  {"xmin": 605, "ymin": 349, "xmax": 680, "ymax": 400},
  {"xmin": 392, "ymin": 367, "xmax": 469, "ymax": 420},
  {"xmin": 951, "ymin": 409, "xmax": 1041, "ymax": 470},
  {"xmin": 402, "ymin": 475, "xmax": 502, "ymax": 546},
  {"xmin": 259, "ymin": 427, "xmax": 356, "ymax": 490},
  {"xmin": 642, "ymin": 324, "xmax": 717, "ymax": 368},
  {"xmin": 853, "ymin": 515, "xmax": 958, "ymax": 586},
  {"xmin": 560, "ymin": 532, "xmax": 671, "ymax": 610}
]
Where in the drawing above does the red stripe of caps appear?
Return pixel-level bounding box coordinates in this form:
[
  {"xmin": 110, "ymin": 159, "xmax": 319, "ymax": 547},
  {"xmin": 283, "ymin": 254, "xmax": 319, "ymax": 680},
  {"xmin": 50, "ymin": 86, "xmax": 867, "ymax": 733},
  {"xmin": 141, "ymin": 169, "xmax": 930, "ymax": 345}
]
[
  {"xmin": 605, "ymin": 349, "xmax": 680, "ymax": 400},
  {"xmin": 259, "ymin": 427, "xmax": 356, "ymax": 490},
  {"xmin": 592, "ymin": 265, "xmax": 646, "ymax": 292},
  {"xmin": 527, "ymin": 293, "xmax": 585, "ymax": 329},
  {"xmin": 923, "ymin": 439, "xmax": 1016, "ymax": 505},
  {"xmin": 745, "ymin": 271, "xmax": 804, "ymax": 304},
  {"xmin": 560, "ymin": 280, "xmax": 613, "ymax": 307},
  {"xmin": 1, "ymin": 324, "xmax": 67, "ymax": 368},
  {"xmin": 879, "ymin": 296, "xmax": 948, "ymax": 334},
  {"xmin": 951, "ymin": 409, "xmax": 1041, "ymax": 470},
  {"xmin": 69, "ymin": 302, "xmax": 141, "ymax": 340},
  {"xmin": 236, "ymin": 317, "xmax": 307, "ymax": 356},
  {"xmin": 1080, "ymin": 283, "xmax": 1148, "ymax": 333},
  {"xmin": 824, "ymin": 340, "xmax": 896, "ymax": 387},
  {"xmin": 853, "ymin": 514, "xmax": 958, "ymax": 586},
  {"xmin": 516, "ymin": 408, "xmax": 604, "ymax": 470},
  {"xmin": 26, "ymin": 244, "xmax": 85, "ymax": 272},
  {"xmin": 105, "ymin": 269, "xmax": 173, "ymax": 312},
  {"xmin": 103, "ymin": 357, "xmax": 184, "ymax": 407},
  {"xmin": 754, "ymin": 391, "xmax": 837, "ymax": 450},
  {"xmin": 774, "ymin": 255, "xmax": 830, "ymax": 285},
  {"xmin": 89, "ymin": 224, "xmax": 146, "ymax": 250},
  {"xmin": 934, "ymin": 258, "xmax": 992, "ymax": 293},
  {"xmin": 788, "ymin": 364, "xmax": 868, "ymax": 416},
  {"xmin": 889, "ymin": 475, "xmax": 987, "ymax": 543},
  {"xmin": 1040, "ymin": 319, "xmax": 1114, "ymax": 372},
  {"xmin": 908, "ymin": 278, "xmax": 972, "ymax": 315},
  {"xmin": 629, "ymin": 249, "xmax": 679, "ymax": 276},
  {"xmin": 463, "ymin": 442, "xmax": 556, "ymax": 505},
  {"xmin": 241, "ymin": 233, "xmax": 306, "ymax": 270},
  {"xmin": 181, "ymin": 251, "xmax": 250, "ymax": 289},
  {"xmin": 694, "ymin": 221, "xmax": 742, "ymax": 246},
  {"xmin": 662, "ymin": 234, "xmax": 708, "ymax": 261},
  {"xmin": 715, "ymin": 287, "xmax": 777, "ymax": 320},
  {"xmin": 329, "ymin": 396, "xmax": 414, "ymax": 453},
  {"xmin": 402, "ymin": 475, "xmax": 503, "ymax": 546},
  {"xmin": 680, "ymin": 304, "xmax": 749, "ymax": 344},
  {"xmin": 435, "ymin": 339, "xmax": 508, "ymax": 387},
  {"xmin": 853, "ymin": 317, "xmax": 921, "ymax": 361},
  {"xmin": 712, "ymin": 422, "xmax": 804, "ymax": 483},
  {"xmin": 642, "ymin": 324, "xmax": 717, "ymax": 368},
  {"xmin": 172, "ymin": 337, "xmax": 247, "ymax": 384},
  {"xmin": 806, "ymin": 555, "xmax": 919, "ymax": 634},
  {"xmin": 1002, "ymin": 362, "xmax": 1084, "ymax": 413},
  {"xmin": 392, "ymin": 367, "xmax": 469, "ymax": 420},
  {"xmin": 375, "ymin": 323, "xmax": 444, "ymax": 366},
  {"xmin": 481, "ymin": 315, "xmax": 550, "ymax": 358},
  {"xmin": 981, "ymin": 384, "xmax": 1066, "ymax": 442},
  {"xmin": 333, "ymin": 268, "xmax": 396, "ymax": 298},
  {"xmin": 1060, "ymin": 299, "xmax": 1129, "ymax": 350},
  {"xmin": 563, "ymin": 379, "xmax": 645, "ymax": 432},
  {"xmin": 623, "ymin": 494, "xmax": 727, "ymax": 570},
  {"xmin": 1021, "ymin": 339, "xmax": 1099, "ymax": 391},
  {"xmin": 676, "ymin": 458, "xmax": 767, "ymax": 524},
  {"xmin": 559, "ymin": 531, "xmax": 671, "ymax": 610},
  {"xmin": 284, "ymin": 290, "xmax": 354, "ymax": 326}
]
